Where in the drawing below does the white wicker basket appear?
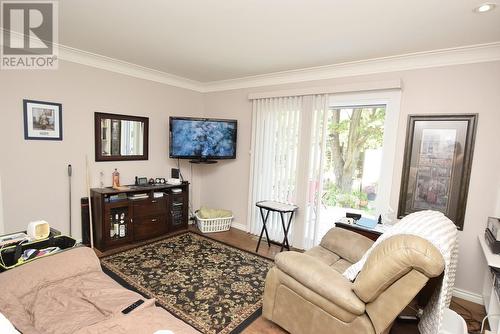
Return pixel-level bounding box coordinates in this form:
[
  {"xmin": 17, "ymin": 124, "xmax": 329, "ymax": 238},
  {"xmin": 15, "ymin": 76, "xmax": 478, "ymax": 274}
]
[{"xmin": 195, "ymin": 213, "xmax": 233, "ymax": 233}]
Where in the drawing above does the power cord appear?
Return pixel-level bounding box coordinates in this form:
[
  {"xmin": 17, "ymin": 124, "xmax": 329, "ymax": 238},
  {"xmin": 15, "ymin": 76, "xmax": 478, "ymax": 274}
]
[
  {"xmin": 189, "ymin": 162, "xmax": 195, "ymax": 221},
  {"xmin": 450, "ymin": 298, "xmax": 492, "ymax": 334},
  {"xmin": 176, "ymin": 158, "xmax": 184, "ymax": 181},
  {"xmin": 480, "ymin": 314, "xmax": 500, "ymax": 334},
  {"xmin": 176, "ymin": 158, "xmax": 195, "ymax": 222}
]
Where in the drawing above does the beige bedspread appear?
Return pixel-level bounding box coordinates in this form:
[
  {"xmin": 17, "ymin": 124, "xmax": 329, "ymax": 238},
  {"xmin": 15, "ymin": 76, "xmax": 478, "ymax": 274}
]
[{"xmin": 0, "ymin": 246, "xmax": 199, "ymax": 334}]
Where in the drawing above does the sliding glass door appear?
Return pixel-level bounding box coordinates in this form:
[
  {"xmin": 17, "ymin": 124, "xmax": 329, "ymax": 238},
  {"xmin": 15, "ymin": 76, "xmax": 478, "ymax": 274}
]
[
  {"xmin": 308, "ymin": 105, "xmax": 386, "ymax": 242},
  {"xmin": 249, "ymin": 90, "xmax": 401, "ymax": 249},
  {"xmin": 304, "ymin": 92, "xmax": 401, "ymax": 248}
]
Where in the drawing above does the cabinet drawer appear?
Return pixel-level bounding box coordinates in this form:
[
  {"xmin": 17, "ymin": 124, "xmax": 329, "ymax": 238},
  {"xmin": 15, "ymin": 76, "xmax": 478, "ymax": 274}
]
[
  {"xmin": 133, "ymin": 215, "xmax": 167, "ymax": 241},
  {"xmin": 132, "ymin": 197, "xmax": 167, "ymax": 217}
]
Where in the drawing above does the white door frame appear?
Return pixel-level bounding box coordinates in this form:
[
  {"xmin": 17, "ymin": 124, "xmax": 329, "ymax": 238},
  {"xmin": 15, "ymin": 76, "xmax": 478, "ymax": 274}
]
[{"xmin": 328, "ymin": 89, "xmax": 402, "ymax": 222}]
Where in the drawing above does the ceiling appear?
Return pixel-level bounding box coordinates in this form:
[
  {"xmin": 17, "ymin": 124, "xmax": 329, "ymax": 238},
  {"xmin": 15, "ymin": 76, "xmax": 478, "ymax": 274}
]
[{"xmin": 59, "ymin": 0, "xmax": 500, "ymax": 82}]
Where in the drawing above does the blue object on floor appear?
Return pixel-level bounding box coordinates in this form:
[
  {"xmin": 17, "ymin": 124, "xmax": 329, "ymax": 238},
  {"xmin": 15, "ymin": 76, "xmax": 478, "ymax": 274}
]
[{"xmin": 355, "ymin": 217, "xmax": 378, "ymax": 229}]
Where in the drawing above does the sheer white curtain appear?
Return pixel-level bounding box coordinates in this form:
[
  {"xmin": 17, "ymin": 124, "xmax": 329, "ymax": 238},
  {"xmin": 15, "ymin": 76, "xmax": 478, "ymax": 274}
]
[
  {"xmin": 248, "ymin": 96, "xmax": 302, "ymax": 244},
  {"xmin": 120, "ymin": 121, "xmax": 144, "ymax": 155},
  {"xmin": 303, "ymin": 94, "xmax": 330, "ymax": 249},
  {"xmin": 120, "ymin": 120, "xmax": 131, "ymax": 154},
  {"xmin": 133, "ymin": 122, "xmax": 144, "ymax": 155}
]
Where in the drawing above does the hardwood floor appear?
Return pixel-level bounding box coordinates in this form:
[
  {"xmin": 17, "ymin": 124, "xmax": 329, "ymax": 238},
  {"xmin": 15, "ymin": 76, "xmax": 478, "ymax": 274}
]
[{"xmin": 96, "ymin": 225, "xmax": 486, "ymax": 333}]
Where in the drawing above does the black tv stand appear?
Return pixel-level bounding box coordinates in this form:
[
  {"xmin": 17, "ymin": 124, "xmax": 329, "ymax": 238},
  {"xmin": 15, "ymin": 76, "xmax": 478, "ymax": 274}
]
[{"xmin": 189, "ymin": 158, "xmax": 218, "ymax": 164}]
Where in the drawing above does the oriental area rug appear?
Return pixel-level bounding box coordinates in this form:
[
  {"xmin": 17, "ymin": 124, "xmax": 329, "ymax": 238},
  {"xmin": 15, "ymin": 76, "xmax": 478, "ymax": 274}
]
[{"xmin": 101, "ymin": 232, "xmax": 274, "ymax": 334}]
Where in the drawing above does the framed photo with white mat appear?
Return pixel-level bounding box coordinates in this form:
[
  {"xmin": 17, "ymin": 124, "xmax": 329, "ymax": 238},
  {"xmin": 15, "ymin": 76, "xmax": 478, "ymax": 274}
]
[{"xmin": 23, "ymin": 99, "xmax": 63, "ymax": 141}]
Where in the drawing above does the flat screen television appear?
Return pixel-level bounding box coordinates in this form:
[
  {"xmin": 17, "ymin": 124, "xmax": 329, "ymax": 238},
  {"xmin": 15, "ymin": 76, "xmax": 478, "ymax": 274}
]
[{"xmin": 169, "ymin": 117, "xmax": 237, "ymax": 161}]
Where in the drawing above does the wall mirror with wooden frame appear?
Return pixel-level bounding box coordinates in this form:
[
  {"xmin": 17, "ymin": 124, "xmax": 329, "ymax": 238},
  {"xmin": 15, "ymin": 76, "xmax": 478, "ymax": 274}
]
[{"xmin": 95, "ymin": 112, "xmax": 149, "ymax": 161}]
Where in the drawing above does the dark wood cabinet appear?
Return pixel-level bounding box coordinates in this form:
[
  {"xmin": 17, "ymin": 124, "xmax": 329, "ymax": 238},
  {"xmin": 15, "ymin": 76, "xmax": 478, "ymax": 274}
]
[
  {"xmin": 132, "ymin": 197, "xmax": 167, "ymax": 217},
  {"xmin": 102, "ymin": 201, "xmax": 134, "ymax": 248},
  {"xmin": 90, "ymin": 182, "xmax": 189, "ymax": 251},
  {"xmin": 335, "ymin": 222, "xmax": 382, "ymax": 241},
  {"xmin": 132, "ymin": 197, "xmax": 168, "ymax": 242}
]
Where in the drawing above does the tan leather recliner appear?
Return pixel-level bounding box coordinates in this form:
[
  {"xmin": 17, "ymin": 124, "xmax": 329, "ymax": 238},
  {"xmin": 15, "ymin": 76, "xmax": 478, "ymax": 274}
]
[{"xmin": 262, "ymin": 227, "xmax": 445, "ymax": 334}]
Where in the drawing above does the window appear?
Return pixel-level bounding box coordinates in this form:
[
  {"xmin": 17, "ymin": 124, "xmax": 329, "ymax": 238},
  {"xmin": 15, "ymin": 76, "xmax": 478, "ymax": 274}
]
[
  {"xmin": 322, "ymin": 105, "xmax": 386, "ymax": 216},
  {"xmin": 304, "ymin": 91, "xmax": 401, "ymax": 248}
]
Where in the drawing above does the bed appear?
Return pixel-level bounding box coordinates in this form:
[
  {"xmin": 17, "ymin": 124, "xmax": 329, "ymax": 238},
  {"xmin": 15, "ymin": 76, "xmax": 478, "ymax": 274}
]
[{"xmin": 0, "ymin": 246, "xmax": 199, "ymax": 334}]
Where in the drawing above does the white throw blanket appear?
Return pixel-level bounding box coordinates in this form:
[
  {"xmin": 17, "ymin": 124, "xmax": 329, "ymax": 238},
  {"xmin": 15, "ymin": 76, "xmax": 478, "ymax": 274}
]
[{"xmin": 343, "ymin": 210, "xmax": 458, "ymax": 334}]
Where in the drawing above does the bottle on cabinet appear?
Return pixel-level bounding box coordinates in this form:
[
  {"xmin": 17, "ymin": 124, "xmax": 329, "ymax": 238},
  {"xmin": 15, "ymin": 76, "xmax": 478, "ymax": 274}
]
[
  {"xmin": 114, "ymin": 214, "xmax": 119, "ymax": 237},
  {"xmin": 112, "ymin": 169, "xmax": 120, "ymax": 188},
  {"xmin": 109, "ymin": 215, "xmax": 114, "ymax": 238},
  {"xmin": 119, "ymin": 225, "xmax": 126, "ymax": 237},
  {"xmin": 119, "ymin": 213, "xmax": 126, "ymax": 237},
  {"xmin": 110, "ymin": 212, "xmax": 127, "ymax": 238}
]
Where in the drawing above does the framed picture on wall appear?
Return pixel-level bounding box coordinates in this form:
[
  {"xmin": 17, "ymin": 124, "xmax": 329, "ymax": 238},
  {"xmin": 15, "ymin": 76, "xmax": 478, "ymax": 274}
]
[
  {"xmin": 397, "ymin": 114, "xmax": 478, "ymax": 230},
  {"xmin": 23, "ymin": 99, "xmax": 63, "ymax": 140}
]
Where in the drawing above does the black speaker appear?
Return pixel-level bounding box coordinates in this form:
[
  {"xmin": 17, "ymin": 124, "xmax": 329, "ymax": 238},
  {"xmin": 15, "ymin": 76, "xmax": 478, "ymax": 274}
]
[
  {"xmin": 346, "ymin": 212, "xmax": 362, "ymax": 221},
  {"xmin": 81, "ymin": 197, "xmax": 91, "ymax": 246},
  {"xmin": 171, "ymin": 168, "xmax": 180, "ymax": 179}
]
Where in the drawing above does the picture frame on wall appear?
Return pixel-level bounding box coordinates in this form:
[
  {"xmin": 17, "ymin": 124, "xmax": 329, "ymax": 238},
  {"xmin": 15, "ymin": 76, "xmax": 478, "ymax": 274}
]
[
  {"xmin": 23, "ymin": 99, "xmax": 63, "ymax": 140},
  {"xmin": 397, "ymin": 114, "xmax": 478, "ymax": 230}
]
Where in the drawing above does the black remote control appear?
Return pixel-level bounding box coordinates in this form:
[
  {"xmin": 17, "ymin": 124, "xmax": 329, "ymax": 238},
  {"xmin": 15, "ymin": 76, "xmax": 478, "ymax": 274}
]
[{"xmin": 121, "ymin": 299, "xmax": 144, "ymax": 314}]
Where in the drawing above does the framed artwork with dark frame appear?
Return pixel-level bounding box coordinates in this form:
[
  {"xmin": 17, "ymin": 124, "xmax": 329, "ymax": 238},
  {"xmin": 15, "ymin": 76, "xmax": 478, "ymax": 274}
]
[
  {"xmin": 397, "ymin": 114, "xmax": 478, "ymax": 230},
  {"xmin": 23, "ymin": 99, "xmax": 63, "ymax": 140}
]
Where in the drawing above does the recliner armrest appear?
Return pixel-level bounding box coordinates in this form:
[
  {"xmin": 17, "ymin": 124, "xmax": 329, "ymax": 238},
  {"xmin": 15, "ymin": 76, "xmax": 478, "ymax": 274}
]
[
  {"xmin": 353, "ymin": 235, "xmax": 445, "ymax": 303},
  {"xmin": 275, "ymin": 251, "xmax": 365, "ymax": 315}
]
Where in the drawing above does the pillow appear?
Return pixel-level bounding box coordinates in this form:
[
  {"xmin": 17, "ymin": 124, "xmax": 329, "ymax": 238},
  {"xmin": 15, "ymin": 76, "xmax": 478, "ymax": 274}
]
[{"xmin": 0, "ymin": 312, "xmax": 20, "ymax": 334}]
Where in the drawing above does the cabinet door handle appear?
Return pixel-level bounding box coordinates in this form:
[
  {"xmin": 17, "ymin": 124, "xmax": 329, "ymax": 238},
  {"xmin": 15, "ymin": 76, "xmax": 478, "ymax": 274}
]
[
  {"xmin": 151, "ymin": 218, "xmax": 158, "ymax": 222},
  {"xmin": 151, "ymin": 200, "xmax": 157, "ymax": 203}
]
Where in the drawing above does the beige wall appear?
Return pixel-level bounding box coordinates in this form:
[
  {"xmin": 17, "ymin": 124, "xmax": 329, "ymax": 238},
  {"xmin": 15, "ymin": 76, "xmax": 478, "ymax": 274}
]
[
  {"xmin": 0, "ymin": 174, "xmax": 4, "ymax": 234},
  {"xmin": 200, "ymin": 89, "xmax": 252, "ymax": 229},
  {"xmin": 0, "ymin": 60, "xmax": 204, "ymax": 236},
  {"xmin": 202, "ymin": 61, "xmax": 500, "ymax": 296}
]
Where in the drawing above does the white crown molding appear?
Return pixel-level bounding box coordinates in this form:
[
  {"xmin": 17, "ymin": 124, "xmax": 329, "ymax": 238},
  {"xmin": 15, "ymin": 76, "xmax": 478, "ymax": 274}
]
[
  {"xmin": 2, "ymin": 28, "xmax": 499, "ymax": 93},
  {"xmin": 0, "ymin": 28, "xmax": 204, "ymax": 91},
  {"xmin": 58, "ymin": 45, "xmax": 205, "ymax": 92},
  {"xmin": 203, "ymin": 42, "xmax": 500, "ymax": 92}
]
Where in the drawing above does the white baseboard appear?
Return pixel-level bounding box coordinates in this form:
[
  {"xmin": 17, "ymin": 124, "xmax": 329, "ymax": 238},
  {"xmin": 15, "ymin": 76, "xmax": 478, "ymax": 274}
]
[
  {"xmin": 231, "ymin": 222, "xmax": 248, "ymax": 232},
  {"xmin": 453, "ymin": 287, "xmax": 483, "ymax": 305}
]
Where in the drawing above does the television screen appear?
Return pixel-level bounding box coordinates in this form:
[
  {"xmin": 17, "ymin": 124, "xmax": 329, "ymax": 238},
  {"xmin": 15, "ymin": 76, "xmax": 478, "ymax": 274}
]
[{"xmin": 169, "ymin": 117, "xmax": 237, "ymax": 159}]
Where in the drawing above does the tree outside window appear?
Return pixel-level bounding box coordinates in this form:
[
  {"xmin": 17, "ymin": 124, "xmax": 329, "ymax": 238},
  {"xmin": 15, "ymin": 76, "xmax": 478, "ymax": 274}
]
[{"xmin": 322, "ymin": 105, "xmax": 386, "ymax": 215}]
